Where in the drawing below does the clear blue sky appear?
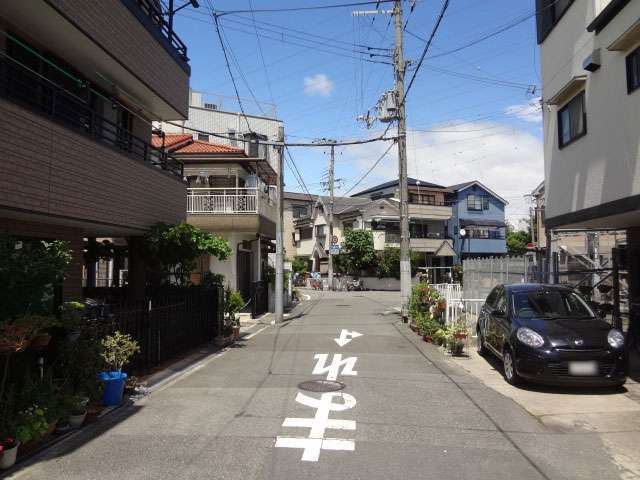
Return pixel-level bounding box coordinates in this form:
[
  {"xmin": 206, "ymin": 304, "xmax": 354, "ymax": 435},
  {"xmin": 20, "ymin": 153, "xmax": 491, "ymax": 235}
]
[{"xmin": 173, "ymin": 0, "xmax": 543, "ymax": 225}]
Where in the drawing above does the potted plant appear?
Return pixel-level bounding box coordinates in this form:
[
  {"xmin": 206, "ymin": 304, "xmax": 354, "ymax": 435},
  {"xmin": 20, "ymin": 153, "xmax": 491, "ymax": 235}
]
[
  {"xmin": 60, "ymin": 301, "xmax": 86, "ymax": 342},
  {"xmin": 99, "ymin": 331, "xmax": 140, "ymax": 406},
  {"xmin": 68, "ymin": 405, "xmax": 87, "ymax": 428},
  {"xmin": 0, "ymin": 435, "xmax": 19, "ymax": 470},
  {"xmin": 224, "ymin": 287, "xmax": 244, "ymax": 340},
  {"xmin": 15, "ymin": 405, "xmax": 49, "ymax": 451}
]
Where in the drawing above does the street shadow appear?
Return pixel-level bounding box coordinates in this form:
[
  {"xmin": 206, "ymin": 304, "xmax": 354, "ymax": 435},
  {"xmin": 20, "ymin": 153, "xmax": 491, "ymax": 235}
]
[
  {"xmin": 478, "ymin": 350, "xmax": 629, "ymax": 396},
  {"xmin": 5, "ymin": 402, "xmax": 143, "ymax": 477}
]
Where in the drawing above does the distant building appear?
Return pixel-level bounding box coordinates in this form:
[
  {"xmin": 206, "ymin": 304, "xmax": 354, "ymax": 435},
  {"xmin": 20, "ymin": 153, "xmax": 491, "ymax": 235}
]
[{"xmin": 447, "ymin": 181, "xmax": 508, "ymax": 261}]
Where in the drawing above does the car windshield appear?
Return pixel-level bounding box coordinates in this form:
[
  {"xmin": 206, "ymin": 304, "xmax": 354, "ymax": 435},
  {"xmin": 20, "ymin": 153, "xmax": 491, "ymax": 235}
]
[{"xmin": 513, "ymin": 290, "xmax": 595, "ymax": 320}]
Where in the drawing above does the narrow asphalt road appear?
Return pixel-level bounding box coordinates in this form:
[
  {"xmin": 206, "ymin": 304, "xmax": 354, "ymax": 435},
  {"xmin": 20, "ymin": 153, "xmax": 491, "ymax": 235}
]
[{"xmin": 9, "ymin": 291, "xmax": 625, "ymax": 480}]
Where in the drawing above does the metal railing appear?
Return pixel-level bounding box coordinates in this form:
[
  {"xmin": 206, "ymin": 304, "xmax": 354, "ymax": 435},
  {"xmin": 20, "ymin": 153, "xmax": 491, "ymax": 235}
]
[
  {"xmin": 187, "ymin": 188, "xmax": 259, "ymax": 214},
  {"xmin": 134, "ymin": 0, "xmax": 189, "ymax": 61},
  {"xmin": 0, "ymin": 55, "xmax": 183, "ymax": 178}
]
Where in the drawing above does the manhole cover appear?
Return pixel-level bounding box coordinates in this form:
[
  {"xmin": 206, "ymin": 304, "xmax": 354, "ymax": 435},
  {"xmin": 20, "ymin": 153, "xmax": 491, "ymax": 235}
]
[{"xmin": 298, "ymin": 380, "xmax": 345, "ymax": 392}]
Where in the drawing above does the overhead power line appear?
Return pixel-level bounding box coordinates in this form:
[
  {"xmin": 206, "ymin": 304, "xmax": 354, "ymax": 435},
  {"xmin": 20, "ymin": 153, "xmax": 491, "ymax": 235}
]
[
  {"xmin": 213, "ymin": 1, "xmax": 396, "ymax": 16},
  {"xmin": 163, "ymin": 121, "xmax": 397, "ymax": 147},
  {"xmin": 340, "ymin": 141, "xmax": 396, "ymax": 196},
  {"xmin": 206, "ymin": 1, "xmax": 253, "ymax": 132},
  {"xmin": 402, "ymin": 0, "xmax": 450, "ymax": 105}
]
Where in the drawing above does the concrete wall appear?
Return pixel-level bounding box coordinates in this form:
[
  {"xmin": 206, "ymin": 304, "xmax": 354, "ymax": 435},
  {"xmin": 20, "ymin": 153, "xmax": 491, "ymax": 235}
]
[
  {"xmin": 0, "ymin": 98, "xmax": 186, "ymax": 235},
  {"xmin": 541, "ymin": 1, "xmax": 640, "ymax": 222}
]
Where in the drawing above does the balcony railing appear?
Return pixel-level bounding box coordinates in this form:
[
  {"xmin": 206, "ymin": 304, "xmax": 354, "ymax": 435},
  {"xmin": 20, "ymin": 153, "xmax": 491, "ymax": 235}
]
[
  {"xmin": 133, "ymin": 0, "xmax": 189, "ymax": 62},
  {"xmin": 187, "ymin": 188, "xmax": 260, "ymax": 214},
  {"xmin": 385, "ymin": 232, "xmax": 450, "ymax": 244},
  {"xmin": 465, "ymin": 231, "xmax": 506, "ymax": 240},
  {"xmin": 0, "ymin": 54, "xmax": 183, "ymax": 179}
]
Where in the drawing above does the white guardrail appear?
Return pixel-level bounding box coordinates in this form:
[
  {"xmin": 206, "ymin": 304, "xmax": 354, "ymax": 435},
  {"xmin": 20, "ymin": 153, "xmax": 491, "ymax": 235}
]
[
  {"xmin": 187, "ymin": 188, "xmax": 258, "ymax": 214},
  {"xmin": 434, "ymin": 283, "xmax": 483, "ymax": 330}
]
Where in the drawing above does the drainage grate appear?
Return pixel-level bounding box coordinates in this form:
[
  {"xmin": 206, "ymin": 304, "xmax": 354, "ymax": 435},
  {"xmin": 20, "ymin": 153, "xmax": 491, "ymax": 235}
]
[
  {"xmin": 335, "ymin": 304, "xmax": 351, "ymax": 307},
  {"xmin": 298, "ymin": 380, "xmax": 345, "ymax": 392}
]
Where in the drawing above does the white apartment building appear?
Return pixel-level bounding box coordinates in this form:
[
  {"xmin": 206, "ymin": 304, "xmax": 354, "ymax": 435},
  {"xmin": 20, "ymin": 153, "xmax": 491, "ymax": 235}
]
[{"xmin": 537, "ymin": 0, "xmax": 639, "ymax": 325}]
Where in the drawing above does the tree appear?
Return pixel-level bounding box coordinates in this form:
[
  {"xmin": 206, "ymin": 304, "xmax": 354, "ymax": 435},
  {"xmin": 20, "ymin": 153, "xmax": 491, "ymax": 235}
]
[
  {"xmin": 341, "ymin": 230, "xmax": 376, "ymax": 274},
  {"xmin": 506, "ymin": 222, "xmax": 531, "ymax": 256},
  {"xmin": 0, "ymin": 235, "xmax": 72, "ymax": 320},
  {"xmin": 291, "ymin": 257, "xmax": 307, "ymax": 275},
  {"xmin": 145, "ymin": 223, "xmax": 231, "ymax": 286},
  {"xmin": 377, "ymin": 247, "xmax": 424, "ymax": 278}
]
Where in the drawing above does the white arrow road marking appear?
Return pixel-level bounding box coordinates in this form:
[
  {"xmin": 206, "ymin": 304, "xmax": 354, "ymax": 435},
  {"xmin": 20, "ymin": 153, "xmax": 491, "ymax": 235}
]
[{"xmin": 334, "ymin": 329, "xmax": 363, "ymax": 347}]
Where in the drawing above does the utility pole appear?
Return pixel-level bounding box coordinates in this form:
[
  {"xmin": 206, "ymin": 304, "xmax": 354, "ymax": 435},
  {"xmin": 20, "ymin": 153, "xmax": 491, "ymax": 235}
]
[
  {"xmin": 275, "ymin": 125, "xmax": 285, "ymax": 323},
  {"xmin": 394, "ymin": 0, "xmax": 410, "ymax": 321},
  {"xmin": 328, "ymin": 141, "xmax": 336, "ymax": 291}
]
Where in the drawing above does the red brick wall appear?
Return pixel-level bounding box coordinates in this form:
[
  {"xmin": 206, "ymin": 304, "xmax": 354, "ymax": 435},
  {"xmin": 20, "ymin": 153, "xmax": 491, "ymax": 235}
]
[
  {"xmin": 48, "ymin": 0, "xmax": 189, "ymax": 117},
  {"xmin": 0, "ymin": 99, "xmax": 186, "ymax": 233}
]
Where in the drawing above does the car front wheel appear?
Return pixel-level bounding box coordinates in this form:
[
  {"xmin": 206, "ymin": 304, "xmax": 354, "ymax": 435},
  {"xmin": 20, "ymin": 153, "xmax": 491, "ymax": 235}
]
[
  {"xmin": 476, "ymin": 328, "xmax": 488, "ymax": 356},
  {"xmin": 503, "ymin": 348, "xmax": 523, "ymax": 386}
]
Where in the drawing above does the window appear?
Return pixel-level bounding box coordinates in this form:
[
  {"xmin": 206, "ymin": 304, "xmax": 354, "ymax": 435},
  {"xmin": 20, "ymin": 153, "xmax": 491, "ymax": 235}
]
[
  {"xmin": 197, "ymin": 133, "xmax": 210, "ymax": 142},
  {"xmin": 315, "ymin": 225, "xmax": 326, "ymax": 237},
  {"xmin": 627, "ymin": 46, "xmax": 640, "ymax": 94},
  {"xmin": 536, "ymin": 0, "xmax": 573, "ymax": 43},
  {"xmin": 558, "ymin": 91, "xmax": 586, "ymax": 148},
  {"xmin": 467, "ymin": 194, "xmax": 482, "ymax": 211},
  {"xmin": 486, "ymin": 286, "xmax": 502, "ymax": 308},
  {"xmin": 482, "ymin": 196, "xmax": 489, "ymax": 210},
  {"xmin": 292, "ymin": 205, "xmax": 308, "ymax": 218},
  {"xmin": 300, "ymin": 227, "xmax": 313, "ymax": 240},
  {"xmin": 343, "ymin": 221, "xmax": 354, "ymax": 231}
]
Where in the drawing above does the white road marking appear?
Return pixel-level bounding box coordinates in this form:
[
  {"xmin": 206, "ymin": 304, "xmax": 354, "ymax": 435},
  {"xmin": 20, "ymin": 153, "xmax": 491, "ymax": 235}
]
[
  {"xmin": 244, "ymin": 325, "xmax": 268, "ymax": 339},
  {"xmin": 312, "ymin": 353, "xmax": 358, "ymax": 381},
  {"xmin": 334, "ymin": 329, "xmax": 363, "ymax": 347},
  {"xmin": 275, "ymin": 391, "xmax": 357, "ymax": 461}
]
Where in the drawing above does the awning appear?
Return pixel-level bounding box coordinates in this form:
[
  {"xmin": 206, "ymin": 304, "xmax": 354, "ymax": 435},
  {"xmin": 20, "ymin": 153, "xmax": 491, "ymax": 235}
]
[
  {"xmin": 435, "ymin": 241, "xmax": 456, "ymax": 257},
  {"xmin": 460, "ymin": 219, "xmax": 505, "ymax": 227}
]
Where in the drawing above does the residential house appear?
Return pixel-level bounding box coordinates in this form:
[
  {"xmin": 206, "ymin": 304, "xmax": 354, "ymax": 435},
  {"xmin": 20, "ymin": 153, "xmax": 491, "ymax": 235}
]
[
  {"xmin": 0, "ymin": 0, "xmax": 191, "ymax": 300},
  {"xmin": 154, "ymin": 133, "xmax": 277, "ymax": 304},
  {"xmin": 448, "ymin": 181, "xmax": 508, "ymax": 262},
  {"xmin": 351, "ymin": 178, "xmax": 457, "ymax": 269},
  {"xmin": 283, "ymin": 192, "xmax": 318, "ymax": 259},
  {"xmin": 536, "ymin": 0, "xmax": 640, "ymax": 318},
  {"xmin": 162, "ymin": 89, "xmax": 282, "ymax": 166}
]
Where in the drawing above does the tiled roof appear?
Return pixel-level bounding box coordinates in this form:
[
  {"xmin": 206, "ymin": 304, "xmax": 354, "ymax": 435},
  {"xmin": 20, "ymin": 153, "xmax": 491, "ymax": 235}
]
[
  {"xmin": 352, "ymin": 177, "xmax": 447, "ymax": 197},
  {"xmin": 173, "ymin": 140, "xmax": 245, "ymax": 154},
  {"xmin": 151, "ymin": 134, "xmax": 192, "ymax": 149}
]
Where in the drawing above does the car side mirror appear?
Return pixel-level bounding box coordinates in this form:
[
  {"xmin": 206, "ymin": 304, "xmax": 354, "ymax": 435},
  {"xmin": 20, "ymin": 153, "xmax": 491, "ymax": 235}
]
[{"xmin": 492, "ymin": 308, "xmax": 505, "ymax": 317}]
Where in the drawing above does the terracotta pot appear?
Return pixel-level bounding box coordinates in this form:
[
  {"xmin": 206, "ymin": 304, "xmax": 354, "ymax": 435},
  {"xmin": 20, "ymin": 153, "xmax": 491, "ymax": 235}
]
[
  {"xmin": 46, "ymin": 421, "xmax": 57, "ymax": 436},
  {"xmin": 232, "ymin": 325, "xmax": 241, "ymax": 340},
  {"xmin": 454, "ymin": 332, "xmax": 467, "ymax": 340},
  {"xmin": 423, "ymin": 335, "xmax": 433, "ymax": 343},
  {"xmin": 31, "ymin": 334, "xmax": 52, "ymax": 349},
  {"xmin": 85, "ymin": 404, "xmax": 104, "ymax": 423}
]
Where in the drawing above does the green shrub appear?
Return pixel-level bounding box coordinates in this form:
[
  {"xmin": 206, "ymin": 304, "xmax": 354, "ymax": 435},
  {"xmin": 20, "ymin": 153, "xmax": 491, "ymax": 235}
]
[{"xmin": 100, "ymin": 331, "xmax": 140, "ymax": 372}]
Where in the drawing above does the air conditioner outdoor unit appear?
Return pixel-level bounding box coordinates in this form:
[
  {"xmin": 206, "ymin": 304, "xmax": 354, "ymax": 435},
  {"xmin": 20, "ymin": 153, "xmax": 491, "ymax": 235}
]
[{"xmin": 204, "ymin": 102, "xmax": 218, "ymax": 110}]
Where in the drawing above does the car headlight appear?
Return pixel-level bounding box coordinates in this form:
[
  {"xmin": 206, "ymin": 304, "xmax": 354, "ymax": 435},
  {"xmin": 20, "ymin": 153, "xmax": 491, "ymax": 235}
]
[
  {"xmin": 516, "ymin": 327, "xmax": 544, "ymax": 348},
  {"xmin": 607, "ymin": 329, "xmax": 624, "ymax": 349}
]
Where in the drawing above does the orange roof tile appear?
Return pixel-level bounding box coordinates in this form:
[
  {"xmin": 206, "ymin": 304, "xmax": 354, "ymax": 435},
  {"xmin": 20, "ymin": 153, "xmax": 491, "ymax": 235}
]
[
  {"xmin": 174, "ymin": 140, "xmax": 245, "ymax": 155},
  {"xmin": 151, "ymin": 134, "xmax": 193, "ymax": 149}
]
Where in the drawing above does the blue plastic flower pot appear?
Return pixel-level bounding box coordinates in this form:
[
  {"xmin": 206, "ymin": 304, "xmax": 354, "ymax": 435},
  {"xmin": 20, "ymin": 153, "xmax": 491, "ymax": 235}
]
[{"xmin": 99, "ymin": 371, "xmax": 128, "ymax": 406}]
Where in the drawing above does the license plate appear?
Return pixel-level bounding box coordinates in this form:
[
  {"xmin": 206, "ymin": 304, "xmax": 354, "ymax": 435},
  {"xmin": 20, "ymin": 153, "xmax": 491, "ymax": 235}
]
[{"xmin": 568, "ymin": 361, "xmax": 598, "ymax": 376}]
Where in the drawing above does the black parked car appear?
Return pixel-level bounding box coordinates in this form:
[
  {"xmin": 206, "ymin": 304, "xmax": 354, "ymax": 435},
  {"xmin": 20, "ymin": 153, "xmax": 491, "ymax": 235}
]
[{"xmin": 476, "ymin": 284, "xmax": 627, "ymax": 387}]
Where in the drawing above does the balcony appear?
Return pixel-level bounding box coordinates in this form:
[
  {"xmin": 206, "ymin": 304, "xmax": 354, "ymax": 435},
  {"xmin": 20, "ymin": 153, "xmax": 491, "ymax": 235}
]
[
  {"xmin": 383, "ymin": 232, "xmax": 452, "ymax": 251},
  {"xmin": 0, "ymin": 0, "xmax": 190, "ymax": 118},
  {"xmin": 186, "ymin": 188, "xmax": 277, "ymax": 236},
  {"xmin": 408, "ymin": 202, "xmax": 452, "ymax": 220},
  {"xmin": 0, "ymin": 55, "xmax": 183, "ymax": 179}
]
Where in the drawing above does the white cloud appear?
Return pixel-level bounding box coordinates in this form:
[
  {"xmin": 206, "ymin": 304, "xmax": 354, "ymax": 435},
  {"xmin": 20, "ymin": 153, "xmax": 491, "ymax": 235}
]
[
  {"xmin": 339, "ymin": 122, "xmax": 543, "ymax": 227},
  {"xmin": 303, "ymin": 73, "xmax": 334, "ymax": 97},
  {"xmin": 504, "ymin": 97, "xmax": 542, "ymax": 123}
]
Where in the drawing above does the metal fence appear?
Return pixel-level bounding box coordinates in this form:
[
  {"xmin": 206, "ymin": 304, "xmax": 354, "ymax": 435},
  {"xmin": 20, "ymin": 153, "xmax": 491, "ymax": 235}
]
[
  {"xmin": 462, "ymin": 256, "xmax": 539, "ymax": 300},
  {"xmin": 86, "ymin": 286, "xmax": 223, "ymax": 372}
]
